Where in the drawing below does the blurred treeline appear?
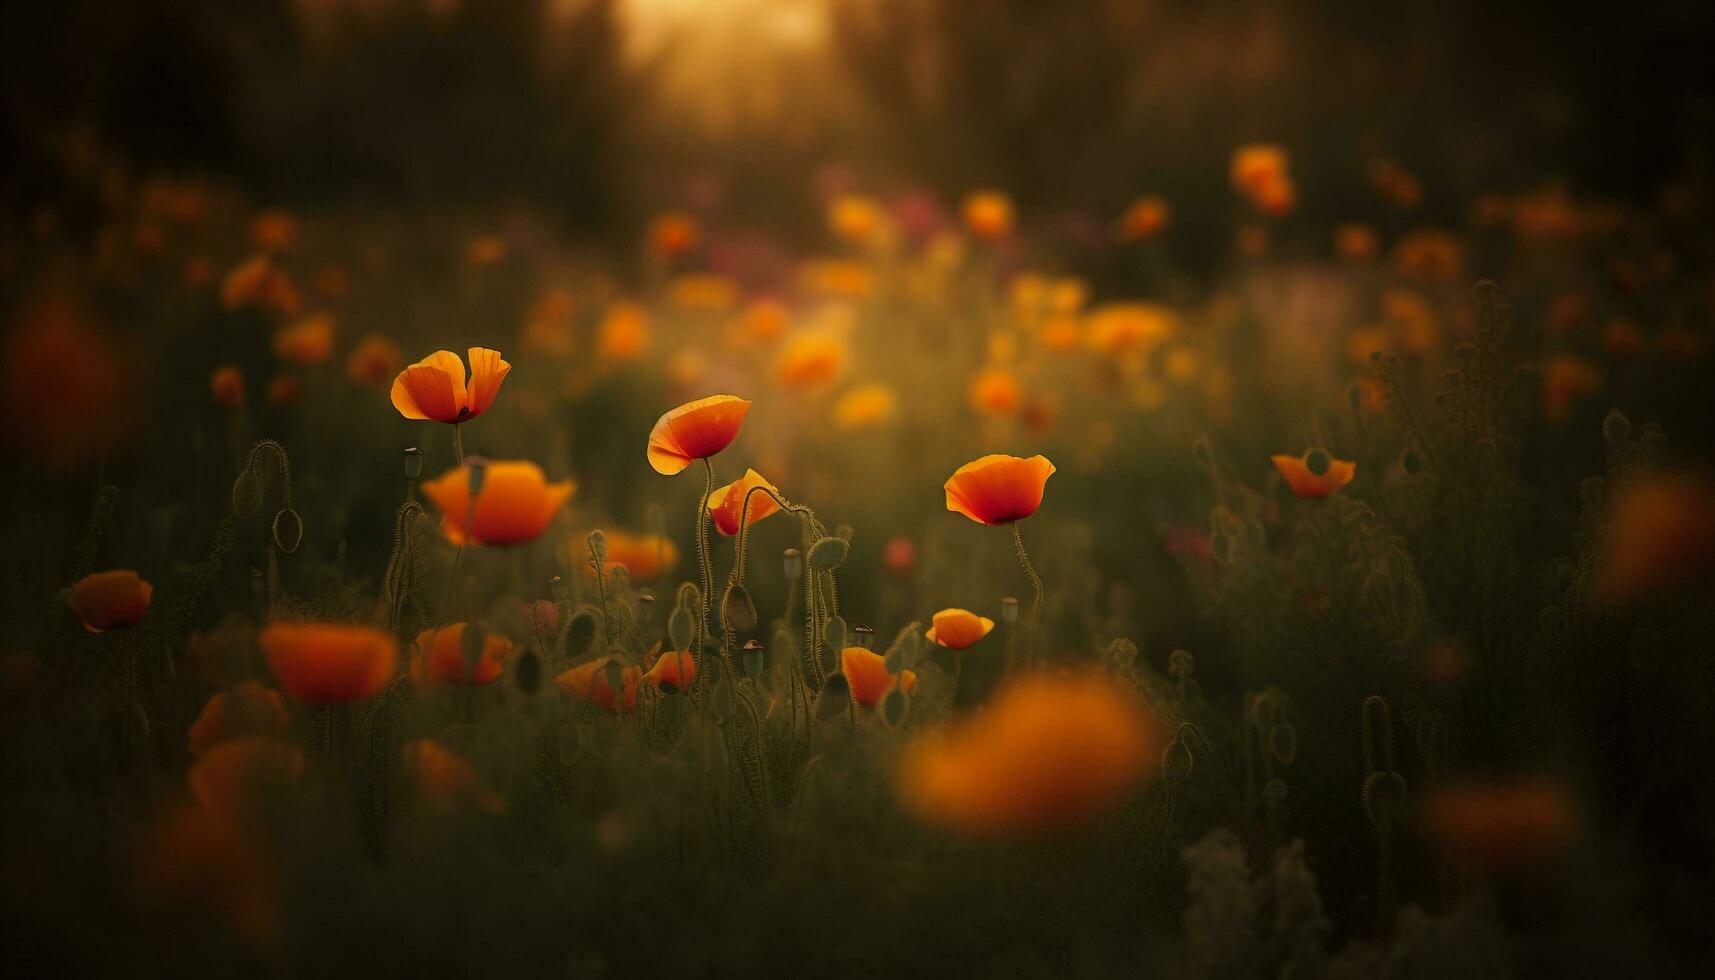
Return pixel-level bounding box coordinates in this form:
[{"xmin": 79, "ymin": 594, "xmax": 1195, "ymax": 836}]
[{"xmin": 4, "ymin": 0, "xmax": 1713, "ymax": 242}]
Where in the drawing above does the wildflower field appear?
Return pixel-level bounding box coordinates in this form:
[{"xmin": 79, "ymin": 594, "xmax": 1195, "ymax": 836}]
[{"xmin": 4, "ymin": 2, "xmax": 1715, "ymax": 977}]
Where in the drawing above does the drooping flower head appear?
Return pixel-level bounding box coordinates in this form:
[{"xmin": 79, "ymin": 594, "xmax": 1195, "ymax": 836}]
[
  {"xmin": 646, "ymin": 394, "xmax": 751, "ymax": 475},
  {"xmin": 896, "ymin": 670, "xmax": 1159, "ymax": 835},
  {"xmin": 421, "ymin": 460, "xmax": 574, "ymax": 546},
  {"xmin": 68, "ymin": 570, "xmax": 153, "ymax": 633},
  {"xmin": 926, "ymin": 608, "xmax": 995, "ymax": 650},
  {"xmin": 260, "ymin": 623, "xmax": 398, "ymax": 703},
  {"xmin": 944, "ymin": 454, "xmax": 1056, "ymax": 526},
  {"xmin": 411, "ymin": 624, "xmax": 516, "ymax": 686},
  {"xmin": 841, "ymin": 647, "xmax": 917, "ymax": 708},
  {"xmin": 707, "ymin": 469, "xmax": 782, "ymax": 536},
  {"xmin": 389, "ymin": 347, "xmax": 510, "ymax": 424},
  {"xmin": 1270, "ymin": 449, "xmax": 1356, "ymax": 498}
]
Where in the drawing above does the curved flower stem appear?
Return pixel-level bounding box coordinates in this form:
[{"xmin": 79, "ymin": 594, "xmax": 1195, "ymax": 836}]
[
  {"xmin": 1011, "ymin": 521, "xmax": 1044, "ymax": 619},
  {"xmin": 695, "ymin": 458, "xmax": 716, "ymax": 657},
  {"xmin": 731, "ymin": 485, "xmax": 814, "ymax": 589}
]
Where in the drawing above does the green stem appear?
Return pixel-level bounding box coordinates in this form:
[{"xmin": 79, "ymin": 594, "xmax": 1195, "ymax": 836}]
[
  {"xmin": 1011, "ymin": 521, "xmax": 1044, "ymax": 619},
  {"xmin": 452, "ymin": 424, "xmax": 464, "ymax": 466},
  {"xmin": 695, "ymin": 459, "xmax": 716, "ymax": 657}
]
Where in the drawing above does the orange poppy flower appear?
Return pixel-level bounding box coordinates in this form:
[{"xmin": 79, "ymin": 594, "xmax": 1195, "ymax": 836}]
[
  {"xmin": 1117, "ymin": 195, "xmax": 1170, "ymax": 242},
  {"xmin": 926, "ymin": 608, "xmax": 995, "ymax": 650},
  {"xmin": 1420, "ymin": 778, "xmax": 1578, "ymax": 872},
  {"xmin": 963, "ymin": 191, "xmax": 1015, "ymax": 240},
  {"xmin": 841, "ymin": 647, "xmax": 917, "ymax": 708},
  {"xmin": 896, "ymin": 670, "xmax": 1159, "ymax": 835},
  {"xmin": 644, "ymin": 648, "xmax": 698, "ymax": 691},
  {"xmin": 345, "ymin": 333, "xmax": 402, "ymax": 387},
  {"xmin": 520, "ymin": 288, "xmax": 576, "ymax": 356},
  {"xmin": 833, "ymin": 383, "xmax": 897, "ymax": 430},
  {"xmin": 671, "ymin": 274, "xmax": 741, "ymax": 311},
  {"xmin": 1250, "ymin": 171, "xmax": 1297, "ymax": 217},
  {"xmin": 1086, "ymin": 302, "xmax": 1176, "ymax": 356},
  {"xmin": 776, "ymin": 331, "xmax": 846, "ymax": 389},
  {"xmin": 594, "ymin": 529, "xmax": 680, "ymax": 583},
  {"xmin": 68, "ymin": 569, "xmax": 153, "ymax": 633},
  {"xmin": 389, "ymin": 347, "xmax": 511, "ymax": 424},
  {"xmin": 260, "ymin": 623, "xmax": 398, "ymax": 703},
  {"xmin": 647, "ymin": 212, "xmax": 700, "ymax": 258},
  {"xmin": 1541, "ymin": 353, "xmax": 1602, "ymax": 422},
  {"xmin": 1393, "ymin": 229, "xmax": 1464, "ymax": 283},
  {"xmin": 136, "ymin": 800, "xmax": 278, "ymax": 944},
  {"xmin": 798, "ymin": 260, "xmax": 875, "ymax": 300},
  {"xmin": 1271, "ymin": 450, "xmax": 1356, "ymax": 498},
  {"xmin": 272, "ymin": 312, "xmax": 334, "ymax": 365},
  {"xmin": 646, "ymin": 394, "xmax": 751, "ymax": 475},
  {"xmin": 187, "ymin": 736, "xmax": 308, "ymax": 814},
  {"xmin": 1334, "ymin": 223, "xmax": 1379, "ymax": 261},
  {"xmin": 969, "ymin": 366, "xmax": 1021, "ymax": 416},
  {"xmin": 598, "ymin": 302, "xmax": 650, "ymax": 361},
  {"xmin": 1596, "ymin": 471, "xmax": 1715, "ymax": 602},
  {"xmin": 187, "ymin": 682, "xmax": 290, "ymax": 756},
  {"xmin": 555, "ymin": 657, "xmax": 641, "ymax": 712},
  {"xmin": 421, "ymin": 460, "xmax": 574, "ymax": 546},
  {"xmin": 222, "ymin": 254, "xmax": 298, "ymax": 316},
  {"xmin": 403, "ymin": 739, "xmax": 503, "ymax": 812},
  {"xmin": 211, "ymin": 365, "xmax": 245, "ymax": 408},
  {"xmin": 944, "ymin": 454, "xmax": 1056, "ymax": 526},
  {"xmin": 411, "ymin": 623, "xmax": 516, "ymax": 686},
  {"xmin": 707, "ymin": 468, "xmax": 781, "ymax": 536}
]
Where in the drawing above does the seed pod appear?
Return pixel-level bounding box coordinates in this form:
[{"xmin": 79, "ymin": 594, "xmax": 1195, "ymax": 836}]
[
  {"xmin": 587, "ymin": 529, "xmax": 608, "ymax": 565},
  {"xmin": 999, "ymin": 596, "xmax": 1020, "ymax": 625},
  {"xmin": 881, "ymin": 687, "xmax": 908, "ymax": 727},
  {"xmin": 1268, "ymin": 723, "xmax": 1298, "ymax": 765},
  {"xmin": 721, "ymin": 585, "xmax": 757, "ymax": 635},
  {"xmin": 272, "ymin": 508, "xmax": 304, "ymax": 553},
  {"xmin": 741, "ymin": 639, "xmax": 765, "ymax": 679},
  {"xmin": 782, "ymin": 548, "xmax": 802, "ymax": 579},
  {"xmin": 402, "ymin": 447, "xmax": 424, "ymax": 479},
  {"xmin": 231, "ymin": 466, "xmax": 264, "ymax": 519},
  {"xmin": 851, "ymin": 624, "xmax": 875, "ymax": 650},
  {"xmin": 667, "ymin": 607, "xmax": 694, "ymax": 653},
  {"xmin": 823, "ymin": 616, "xmax": 847, "ymax": 654},
  {"xmin": 807, "ymin": 536, "xmax": 848, "ymax": 570},
  {"xmin": 1362, "ymin": 770, "xmax": 1408, "ymax": 829},
  {"xmin": 1163, "ymin": 734, "xmax": 1194, "ymax": 783}
]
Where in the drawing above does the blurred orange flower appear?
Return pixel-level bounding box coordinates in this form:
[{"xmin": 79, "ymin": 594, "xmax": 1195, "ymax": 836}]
[
  {"xmin": 265, "ymin": 374, "xmax": 301, "ymax": 407},
  {"xmin": 828, "ymin": 194, "xmax": 885, "ymax": 245},
  {"xmin": 1271, "ymin": 449, "xmax": 1356, "ymax": 498},
  {"xmin": 1334, "ymin": 223, "xmax": 1379, "ymax": 261},
  {"xmin": 741, "ymin": 298, "xmax": 790, "ymax": 343},
  {"xmin": 555, "ymin": 657, "xmax": 641, "ymax": 712},
  {"xmin": 969, "ymin": 366, "xmax": 1022, "ymax": 416},
  {"xmin": 647, "ymin": 212, "xmax": 700, "ymax": 258},
  {"xmin": 841, "ymin": 646, "xmax": 916, "ymax": 707},
  {"xmin": 136, "ymin": 799, "xmax": 278, "ymax": 944},
  {"xmin": 221, "ymin": 254, "xmax": 299, "ymax": 317},
  {"xmin": 345, "ymin": 332, "xmax": 402, "ymax": 387},
  {"xmin": 1230, "ymin": 144, "xmax": 1290, "ymax": 195},
  {"xmin": 404, "ymin": 739, "xmax": 504, "ymax": 812},
  {"xmin": 708, "ymin": 468, "xmax": 781, "ymax": 536},
  {"xmin": 1117, "ymin": 195, "xmax": 1170, "ymax": 242},
  {"xmin": 926, "ymin": 608, "xmax": 994, "ymax": 650},
  {"xmin": 390, "ymin": 347, "xmax": 510, "ymax": 424},
  {"xmin": 897, "ymin": 670, "xmax": 1159, "ymax": 835},
  {"xmin": 211, "ymin": 365, "xmax": 246, "ymax": 408},
  {"xmin": 798, "ymin": 259, "xmax": 875, "ymax": 300},
  {"xmin": 260, "ymin": 623, "xmax": 398, "ymax": 703},
  {"xmin": 520, "ymin": 287, "xmax": 576, "ymax": 356},
  {"xmin": 594, "ymin": 529, "xmax": 680, "ymax": 583},
  {"xmin": 776, "ymin": 330, "xmax": 846, "ymax": 389},
  {"xmin": 1596, "ymin": 471, "xmax": 1715, "ymax": 602},
  {"xmin": 1541, "ymin": 353, "xmax": 1602, "ymax": 423},
  {"xmin": 962, "ymin": 190, "xmax": 1015, "ymax": 240},
  {"xmin": 187, "ymin": 682, "xmax": 290, "ymax": 756},
  {"xmin": 249, "ymin": 210, "xmax": 297, "ymax": 252},
  {"xmin": 422, "ymin": 460, "xmax": 574, "ymax": 546},
  {"xmin": 944, "ymin": 454, "xmax": 1056, "ymax": 526},
  {"xmin": 68, "ymin": 569, "xmax": 153, "ymax": 633},
  {"xmin": 1421, "ymin": 778, "xmax": 1578, "ymax": 872},
  {"xmin": 465, "ymin": 234, "xmax": 508, "ymax": 267},
  {"xmin": 272, "ymin": 312, "xmax": 334, "ymax": 365},
  {"xmin": 1393, "ymin": 229, "xmax": 1464, "ymax": 283},
  {"xmin": 598, "ymin": 302, "xmax": 650, "ymax": 361},
  {"xmin": 187, "ymin": 736, "xmax": 308, "ymax": 815},
  {"xmin": 2, "ymin": 289, "xmax": 139, "ymax": 464},
  {"xmin": 1086, "ymin": 302, "xmax": 1176, "ymax": 356},
  {"xmin": 833, "ymin": 383, "xmax": 897, "ymax": 430},
  {"xmin": 647, "ymin": 394, "xmax": 751, "ymax": 475},
  {"xmin": 411, "ymin": 624, "xmax": 515, "ymax": 686},
  {"xmin": 671, "ymin": 273, "xmax": 741, "ymax": 311}
]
